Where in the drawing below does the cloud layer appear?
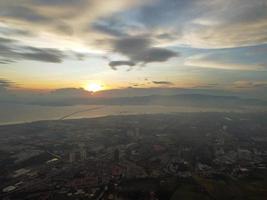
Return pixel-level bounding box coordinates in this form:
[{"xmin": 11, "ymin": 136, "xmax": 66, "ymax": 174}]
[
  {"xmin": 0, "ymin": 0, "xmax": 266, "ymax": 69},
  {"xmin": 0, "ymin": 0, "xmax": 265, "ymax": 63},
  {"xmin": 0, "ymin": 0, "xmax": 267, "ymax": 94},
  {"xmin": 153, "ymin": 81, "xmax": 174, "ymax": 85},
  {"xmin": 109, "ymin": 60, "xmax": 136, "ymax": 70},
  {"xmin": 0, "ymin": 37, "xmax": 65, "ymax": 63},
  {"xmin": 0, "ymin": 78, "xmax": 13, "ymax": 89},
  {"xmin": 111, "ymin": 36, "xmax": 178, "ymax": 65}
]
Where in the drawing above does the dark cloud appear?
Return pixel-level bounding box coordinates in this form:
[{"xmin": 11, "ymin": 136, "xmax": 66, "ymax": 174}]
[
  {"xmin": 92, "ymin": 22, "xmax": 127, "ymax": 37},
  {"xmin": 34, "ymin": 0, "xmax": 87, "ymax": 6},
  {"xmin": 0, "ymin": 36, "xmax": 89, "ymax": 64},
  {"xmin": 0, "ymin": 79, "xmax": 13, "ymax": 88},
  {"xmin": 114, "ymin": 36, "xmax": 150, "ymax": 56},
  {"xmin": 257, "ymin": 63, "xmax": 267, "ymax": 69},
  {"xmin": 74, "ymin": 52, "xmax": 87, "ymax": 61},
  {"xmin": 0, "ymin": 78, "xmax": 15, "ymax": 95},
  {"xmin": 90, "ymin": 17, "xmax": 146, "ymax": 38},
  {"xmin": 20, "ymin": 47, "xmax": 64, "ymax": 63},
  {"xmin": 192, "ymin": 83, "xmax": 219, "ymax": 89},
  {"xmin": 253, "ymin": 83, "xmax": 267, "ymax": 88},
  {"xmin": 156, "ymin": 33, "xmax": 178, "ymax": 41},
  {"xmin": 1, "ymin": 6, "xmax": 50, "ymax": 23},
  {"xmin": 0, "ymin": 37, "xmax": 65, "ymax": 63},
  {"xmin": 203, "ymin": 83, "xmax": 218, "ymax": 88},
  {"xmin": 1, "ymin": 0, "xmax": 267, "ymax": 51},
  {"xmin": 104, "ymin": 0, "xmax": 267, "ymax": 48},
  {"xmin": 109, "ymin": 60, "xmax": 135, "ymax": 70},
  {"xmin": 0, "ymin": 59, "xmax": 14, "ymax": 64},
  {"xmin": 112, "ymin": 36, "xmax": 178, "ymax": 65},
  {"xmin": 51, "ymin": 88, "xmax": 90, "ymax": 97},
  {"xmin": 139, "ymin": 48, "xmax": 178, "ymax": 63},
  {"xmin": 0, "ymin": 27, "xmax": 33, "ymax": 37},
  {"xmin": 0, "ymin": 37, "xmax": 16, "ymax": 44},
  {"xmin": 1, "ymin": 1, "xmax": 87, "ymax": 26},
  {"xmin": 136, "ymin": 0, "xmax": 197, "ymax": 28},
  {"xmin": 153, "ymin": 81, "xmax": 174, "ymax": 85},
  {"xmin": 233, "ymin": 81, "xmax": 267, "ymax": 89},
  {"xmin": 0, "ymin": 4, "xmax": 82, "ymax": 35},
  {"xmin": 56, "ymin": 23, "xmax": 74, "ymax": 35},
  {"xmin": 219, "ymin": 0, "xmax": 267, "ymax": 24}
]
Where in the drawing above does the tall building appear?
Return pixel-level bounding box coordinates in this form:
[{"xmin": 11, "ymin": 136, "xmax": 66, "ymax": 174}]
[
  {"xmin": 81, "ymin": 149, "xmax": 87, "ymax": 161},
  {"xmin": 127, "ymin": 127, "xmax": 140, "ymax": 140},
  {"xmin": 69, "ymin": 151, "xmax": 75, "ymax": 163},
  {"xmin": 114, "ymin": 149, "xmax": 119, "ymax": 163},
  {"xmin": 135, "ymin": 127, "xmax": 140, "ymax": 138}
]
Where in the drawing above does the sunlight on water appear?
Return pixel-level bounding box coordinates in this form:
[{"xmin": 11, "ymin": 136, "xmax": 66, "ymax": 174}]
[{"xmin": 0, "ymin": 104, "xmax": 266, "ymax": 125}]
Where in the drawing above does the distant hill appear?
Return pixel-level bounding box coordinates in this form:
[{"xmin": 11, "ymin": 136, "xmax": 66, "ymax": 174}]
[
  {"xmin": 26, "ymin": 93, "xmax": 267, "ymax": 107},
  {"xmin": 96, "ymin": 94, "xmax": 267, "ymax": 107}
]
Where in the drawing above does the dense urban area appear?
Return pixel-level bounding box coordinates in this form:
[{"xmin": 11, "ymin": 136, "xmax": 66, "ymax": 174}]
[{"xmin": 0, "ymin": 112, "xmax": 267, "ymax": 200}]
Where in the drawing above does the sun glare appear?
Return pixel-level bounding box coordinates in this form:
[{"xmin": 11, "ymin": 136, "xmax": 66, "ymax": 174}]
[{"xmin": 86, "ymin": 83, "xmax": 103, "ymax": 92}]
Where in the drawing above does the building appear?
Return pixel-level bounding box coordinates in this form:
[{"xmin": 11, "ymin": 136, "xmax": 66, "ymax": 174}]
[
  {"xmin": 69, "ymin": 151, "xmax": 76, "ymax": 163},
  {"xmin": 238, "ymin": 149, "xmax": 251, "ymax": 161},
  {"xmin": 81, "ymin": 149, "xmax": 87, "ymax": 161},
  {"xmin": 114, "ymin": 149, "xmax": 119, "ymax": 162}
]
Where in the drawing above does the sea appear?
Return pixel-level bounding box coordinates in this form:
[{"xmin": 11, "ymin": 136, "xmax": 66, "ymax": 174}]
[{"xmin": 0, "ymin": 103, "xmax": 265, "ymax": 125}]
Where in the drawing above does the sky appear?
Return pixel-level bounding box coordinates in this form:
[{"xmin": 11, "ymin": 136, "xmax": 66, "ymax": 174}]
[{"xmin": 0, "ymin": 0, "xmax": 267, "ymax": 99}]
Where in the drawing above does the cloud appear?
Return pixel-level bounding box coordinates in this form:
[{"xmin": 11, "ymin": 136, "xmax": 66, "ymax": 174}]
[
  {"xmin": 1, "ymin": 83, "xmax": 267, "ymax": 108},
  {"xmin": 55, "ymin": 23, "xmax": 74, "ymax": 35},
  {"xmin": 100, "ymin": 0, "xmax": 267, "ymax": 48},
  {"xmin": 33, "ymin": 0, "xmax": 87, "ymax": 6},
  {"xmin": 51, "ymin": 88, "xmax": 91, "ymax": 97},
  {"xmin": 233, "ymin": 81, "xmax": 267, "ymax": 89},
  {"xmin": 182, "ymin": 0, "xmax": 267, "ymax": 48},
  {"xmin": 0, "ymin": 79, "xmax": 15, "ymax": 97},
  {"xmin": 112, "ymin": 36, "xmax": 178, "ymax": 65},
  {"xmin": 113, "ymin": 36, "xmax": 150, "ymax": 55},
  {"xmin": 140, "ymin": 48, "xmax": 178, "ymax": 63},
  {"xmin": 0, "ymin": 5, "xmax": 50, "ymax": 23},
  {"xmin": 0, "ymin": 0, "xmax": 152, "ymax": 64},
  {"xmin": 0, "ymin": 0, "xmax": 266, "ymax": 54},
  {"xmin": 0, "ymin": 0, "xmax": 266, "ymax": 66},
  {"xmin": 19, "ymin": 47, "xmax": 64, "ymax": 63},
  {"xmin": 0, "ymin": 0, "xmax": 147, "ymax": 37},
  {"xmin": 155, "ymin": 33, "xmax": 178, "ymax": 41},
  {"xmin": 153, "ymin": 81, "xmax": 174, "ymax": 85},
  {"xmin": 0, "ymin": 26, "xmax": 33, "ymax": 37},
  {"xmin": 0, "ymin": 79, "xmax": 13, "ymax": 88},
  {"xmin": 0, "ymin": 37, "xmax": 16, "ymax": 44},
  {"xmin": 91, "ymin": 21, "xmax": 128, "ymax": 37},
  {"xmin": 0, "ymin": 0, "xmax": 266, "ymax": 78},
  {"xmin": 0, "ymin": 36, "xmax": 88, "ymax": 63},
  {"xmin": 0, "ymin": 59, "xmax": 14, "ymax": 64},
  {"xmin": 193, "ymin": 83, "xmax": 219, "ymax": 89},
  {"xmin": 185, "ymin": 53, "xmax": 267, "ymax": 71},
  {"xmin": 0, "ymin": 38, "xmax": 65, "ymax": 63},
  {"xmin": 109, "ymin": 60, "xmax": 135, "ymax": 70},
  {"xmin": 74, "ymin": 52, "xmax": 87, "ymax": 61}
]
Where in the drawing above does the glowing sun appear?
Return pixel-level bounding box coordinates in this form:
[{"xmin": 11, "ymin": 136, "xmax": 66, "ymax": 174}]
[{"xmin": 86, "ymin": 83, "xmax": 103, "ymax": 92}]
